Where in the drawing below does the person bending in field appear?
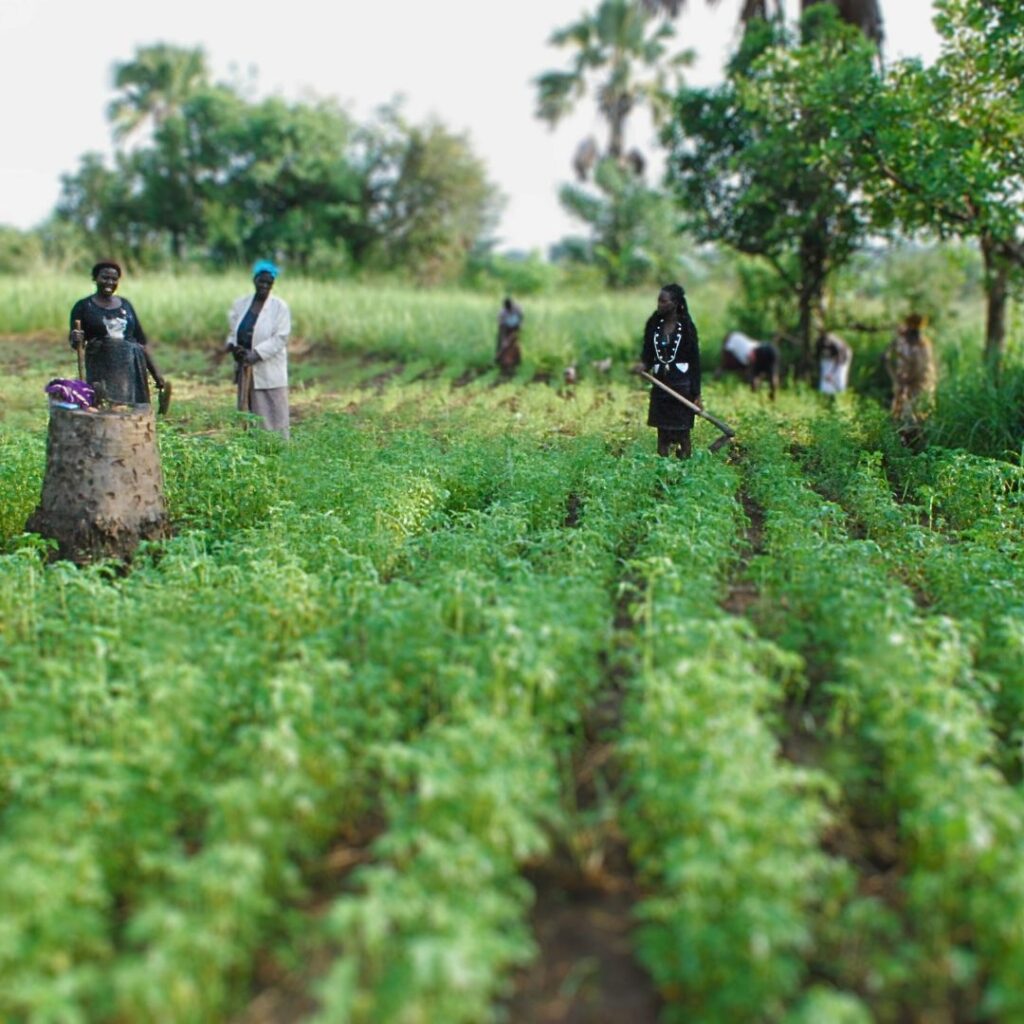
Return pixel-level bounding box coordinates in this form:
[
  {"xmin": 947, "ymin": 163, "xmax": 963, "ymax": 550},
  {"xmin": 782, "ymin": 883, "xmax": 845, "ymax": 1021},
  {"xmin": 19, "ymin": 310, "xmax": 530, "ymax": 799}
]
[
  {"xmin": 636, "ymin": 283, "xmax": 702, "ymax": 458},
  {"xmin": 816, "ymin": 331, "xmax": 852, "ymax": 397},
  {"xmin": 715, "ymin": 329, "xmax": 780, "ymax": 401},
  {"xmin": 885, "ymin": 313, "xmax": 936, "ymax": 429},
  {"xmin": 496, "ymin": 296, "xmax": 523, "ymax": 374},
  {"xmin": 226, "ymin": 260, "xmax": 292, "ymax": 439}
]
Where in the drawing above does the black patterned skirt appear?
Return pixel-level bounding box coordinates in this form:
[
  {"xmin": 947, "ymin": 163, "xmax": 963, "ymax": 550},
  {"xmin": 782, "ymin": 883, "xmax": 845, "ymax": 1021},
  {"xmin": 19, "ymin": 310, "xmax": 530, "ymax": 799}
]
[
  {"xmin": 647, "ymin": 375, "xmax": 696, "ymax": 430},
  {"xmin": 85, "ymin": 338, "xmax": 150, "ymax": 405}
]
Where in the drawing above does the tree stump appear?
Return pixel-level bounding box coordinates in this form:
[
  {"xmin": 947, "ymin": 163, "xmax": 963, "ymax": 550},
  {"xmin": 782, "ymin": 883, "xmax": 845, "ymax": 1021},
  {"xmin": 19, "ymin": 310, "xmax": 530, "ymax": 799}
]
[{"xmin": 26, "ymin": 405, "xmax": 172, "ymax": 563}]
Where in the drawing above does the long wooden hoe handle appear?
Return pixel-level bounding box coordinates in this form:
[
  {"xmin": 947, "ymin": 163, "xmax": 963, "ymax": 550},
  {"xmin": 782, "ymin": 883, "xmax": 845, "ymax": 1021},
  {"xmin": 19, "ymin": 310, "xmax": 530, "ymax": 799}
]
[
  {"xmin": 74, "ymin": 319, "xmax": 85, "ymax": 380},
  {"xmin": 639, "ymin": 370, "xmax": 736, "ymax": 438}
]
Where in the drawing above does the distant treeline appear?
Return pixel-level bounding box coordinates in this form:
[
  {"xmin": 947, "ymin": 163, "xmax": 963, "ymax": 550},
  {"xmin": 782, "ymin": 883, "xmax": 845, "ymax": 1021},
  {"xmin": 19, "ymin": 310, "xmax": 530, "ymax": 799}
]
[{"xmin": 14, "ymin": 46, "xmax": 503, "ymax": 285}]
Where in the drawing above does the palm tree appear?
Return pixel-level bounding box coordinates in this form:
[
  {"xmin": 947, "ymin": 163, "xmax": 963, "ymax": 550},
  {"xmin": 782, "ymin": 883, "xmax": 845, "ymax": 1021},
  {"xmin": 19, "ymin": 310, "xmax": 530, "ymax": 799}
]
[
  {"xmin": 108, "ymin": 44, "xmax": 209, "ymax": 143},
  {"xmin": 638, "ymin": 0, "xmax": 882, "ymax": 45},
  {"xmin": 536, "ymin": 0, "xmax": 693, "ymax": 162}
]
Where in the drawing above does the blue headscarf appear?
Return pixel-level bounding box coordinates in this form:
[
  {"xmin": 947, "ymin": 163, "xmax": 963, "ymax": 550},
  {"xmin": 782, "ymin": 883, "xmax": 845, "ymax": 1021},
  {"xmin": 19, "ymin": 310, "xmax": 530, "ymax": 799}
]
[{"xmin": 252, "ymin": 259, "xmax": 280, "ymax": 279}]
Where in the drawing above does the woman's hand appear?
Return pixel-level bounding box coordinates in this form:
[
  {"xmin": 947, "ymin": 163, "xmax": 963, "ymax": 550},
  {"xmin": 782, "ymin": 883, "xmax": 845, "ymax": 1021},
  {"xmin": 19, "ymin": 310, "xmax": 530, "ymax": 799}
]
[
  {"xmin": 70, "ymin": 327, "xmax": 85, "ymax": 349},
  {"xmin": 243, "ymin": 349, "xmax": 261, "ymax": 365}
]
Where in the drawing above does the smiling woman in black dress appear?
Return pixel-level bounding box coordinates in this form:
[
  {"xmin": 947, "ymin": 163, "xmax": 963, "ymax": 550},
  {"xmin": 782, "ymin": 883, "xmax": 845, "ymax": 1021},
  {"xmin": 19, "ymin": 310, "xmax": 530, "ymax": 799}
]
[
  {"xmin": 69, "ymin": 260, "xmax": 164, "ymax": 405},
  {"xmin": 639, "ymin": 283, "xmax": 703, "ymax": 458}
]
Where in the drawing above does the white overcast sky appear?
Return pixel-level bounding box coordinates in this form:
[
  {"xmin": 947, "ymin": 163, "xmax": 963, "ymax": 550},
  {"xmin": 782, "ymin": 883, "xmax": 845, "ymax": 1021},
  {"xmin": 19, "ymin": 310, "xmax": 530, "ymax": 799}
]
[{"xmin": 1, "ymin": 0, "xmax": 940, "ymax": 252}]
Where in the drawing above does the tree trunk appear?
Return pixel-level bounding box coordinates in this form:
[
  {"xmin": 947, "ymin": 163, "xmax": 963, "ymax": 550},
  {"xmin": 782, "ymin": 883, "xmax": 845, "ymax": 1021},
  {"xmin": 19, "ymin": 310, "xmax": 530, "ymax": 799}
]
[
  {"xmin": 26, "ymin": 406, "xmax": 172, "ymax": 564},
  {"xmin": 796, "ymin": 286, "xmax": 815, "ymax": 375},
  {"xmin": 801, "ymin": 0, "xmax": 883, "ymax": 43},
  {"xmin": 981, "ymin": 234, "xmax": 1009, "ymax": 369},
  {"xmin": 796, "ymin": 228, "xmax": 828, "ymax": 376}
]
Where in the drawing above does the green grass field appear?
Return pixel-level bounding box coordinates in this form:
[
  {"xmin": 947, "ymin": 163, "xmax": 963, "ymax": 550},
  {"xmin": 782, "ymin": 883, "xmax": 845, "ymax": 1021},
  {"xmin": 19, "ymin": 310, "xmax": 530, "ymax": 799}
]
[{"xmin": 1, "ymin": 278, "xmax": 1023, "ymax": 1023}]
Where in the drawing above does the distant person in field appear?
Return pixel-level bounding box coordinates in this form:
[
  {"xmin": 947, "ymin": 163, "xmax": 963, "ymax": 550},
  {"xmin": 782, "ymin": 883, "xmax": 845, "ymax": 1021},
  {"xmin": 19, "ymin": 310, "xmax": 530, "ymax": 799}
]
[
  {"xmin": 496, "ymin": 297, "xmax": 523, "ymax": 374},
  {"xmin": 816, "ymin": 332, "xmax": 852, "ymax": 396},
  {"xmin": 885, "ymin": 313, "xmax": 936, "ymax": 426},
  {"xmin": 226, "ymin": 260, "xmax": 292, "ymax": 439},
  {"xmin": 715, "ymin": 329, "xmax": 780, "ymax": 401},
  {"xmin": 636, "ymin": 283, "xmax": 702, "ymax": 458},
  {"xmin": 69, "ymin": 260, "xmax": 167, "ymax": 406}
]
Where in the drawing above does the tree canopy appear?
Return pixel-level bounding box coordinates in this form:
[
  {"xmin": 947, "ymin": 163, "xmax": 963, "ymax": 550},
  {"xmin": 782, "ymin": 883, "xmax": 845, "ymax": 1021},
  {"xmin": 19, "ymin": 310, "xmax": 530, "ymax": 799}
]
[
  {"xmin": 55, "ymin": 45, "xmax": 502, "ymax": 281},
  {"xmin": 663, "ymin": 10, "xmax": 878, "ymax": 361}
]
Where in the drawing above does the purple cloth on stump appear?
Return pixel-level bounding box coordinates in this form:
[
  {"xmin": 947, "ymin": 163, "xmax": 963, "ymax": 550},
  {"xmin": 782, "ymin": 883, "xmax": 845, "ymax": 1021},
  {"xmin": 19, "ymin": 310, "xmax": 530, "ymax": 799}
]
[{"xmin": 45, "ymin": 378, "xmax": 96, "ymax": 408}]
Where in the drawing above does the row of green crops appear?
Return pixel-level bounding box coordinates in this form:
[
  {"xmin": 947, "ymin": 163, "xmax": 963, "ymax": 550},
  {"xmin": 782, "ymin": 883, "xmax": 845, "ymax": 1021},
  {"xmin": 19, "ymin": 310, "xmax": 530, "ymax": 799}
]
[
  {"xmin": 619, "ymin": 453, "xmax": 866, "ymax": 1023},
  {"xmin": 793, "ymin": 405, "xmax": 1024, "ymax": 770},
  {"xmin": 0, "ymin": 370, "xmax": 679, "ymax": 1021},
  {"xmin": 738, "ymin": 412, "xmax": 1024, "ymax": 1021}
]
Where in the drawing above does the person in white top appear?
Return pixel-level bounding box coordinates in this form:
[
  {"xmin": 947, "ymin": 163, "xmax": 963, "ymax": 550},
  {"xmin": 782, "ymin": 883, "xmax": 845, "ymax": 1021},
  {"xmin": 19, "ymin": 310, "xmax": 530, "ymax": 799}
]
[
  {"xmin": 226, "ymin": 259, "xmax": 292, "ymax": 439},
  {"xmin": 716, "ymin": 330, "xmax": 780, "ymax": 400},
  {"xmin": 816, "ymin": 332, "xmax": 852, "ymax": 396}
]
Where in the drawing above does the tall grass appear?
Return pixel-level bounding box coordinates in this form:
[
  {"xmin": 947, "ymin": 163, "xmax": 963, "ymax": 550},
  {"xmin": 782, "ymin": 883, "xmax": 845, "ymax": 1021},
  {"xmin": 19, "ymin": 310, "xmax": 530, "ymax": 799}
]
[
  {"xmin": 0, "ymin": 272, "xmax": 752, "ymax": 369},
  {"xmin": 926, "ymin": 360, "xmax": 1024, "ymax": 462},
  {"xmin": 2, "ymin": 272, "xmax": 1019, "ymax": 459}
]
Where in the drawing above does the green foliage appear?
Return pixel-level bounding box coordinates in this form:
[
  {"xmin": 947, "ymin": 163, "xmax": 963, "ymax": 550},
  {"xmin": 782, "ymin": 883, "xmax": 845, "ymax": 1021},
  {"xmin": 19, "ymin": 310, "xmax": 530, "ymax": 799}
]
[
  {"xmin": 359, "ymin": 109, "xmax": 504, "ymax": 285},
  {"xmin": 55, "ymin": 51, "xmax": 500, "ymax": 282},
  {"xmin": 462, "ymin": 251, "xmax": 560, "ymax": 296},
  {"xmin": 0, "ymin": 430, "xmax": 44, "ymax": 546},
  {"xmin": 0, "ymin": 226, "xmax": 44, "ymax": 274},
  {"xmin": 820, "ymin": 0, "xmax": 1024, "ymax": 358},
  {"xmin": 558, "ymin": 156, "xmax": 686, "ymax": 288},
  {"xmin": 741, "ymin": 411, "xmax": 1024, "ymax": 1017},
  {"xmin": 664, "ymin": 8, "xmax": 879, "ymax": 362},
  {"xmin": 620, "ymin": 453, "xmax": 844, "ymax": 1021},
  {"xmin": 925, "ymin": 360, "xmax": 1024, "ymax": 459},
  {"xmin": 535, "ymin": 0, "xmax": 690, "ymax": 155},
  {"xmin": 1, "ymin": 281, "xmax": 1023, "ymax": 1023}
]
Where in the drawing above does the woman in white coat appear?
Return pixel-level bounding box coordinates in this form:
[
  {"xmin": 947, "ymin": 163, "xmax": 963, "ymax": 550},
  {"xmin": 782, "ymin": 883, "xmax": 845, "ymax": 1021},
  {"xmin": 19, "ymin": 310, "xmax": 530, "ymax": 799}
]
[{"xmin": 226, "ymin": 259, "xmax": 291, "ymax": 438}]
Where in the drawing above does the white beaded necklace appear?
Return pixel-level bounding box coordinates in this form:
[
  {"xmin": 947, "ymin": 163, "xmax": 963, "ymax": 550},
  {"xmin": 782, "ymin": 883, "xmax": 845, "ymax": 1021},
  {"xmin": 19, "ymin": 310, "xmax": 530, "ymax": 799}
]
[{"xmin": 654, "ymin": 318, "xmax": 683, "ymax": 365}]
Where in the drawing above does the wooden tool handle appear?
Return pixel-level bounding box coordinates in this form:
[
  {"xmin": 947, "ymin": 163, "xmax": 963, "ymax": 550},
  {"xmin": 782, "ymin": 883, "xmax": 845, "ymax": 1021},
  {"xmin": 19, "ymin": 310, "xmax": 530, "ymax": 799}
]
[
  {"xmin": 639, "ymin": 370, "xmax": 736, "ymax": 437},
  {"xmin": 74, "ymin": 319, "xmax": 85, "ymax": 380}
]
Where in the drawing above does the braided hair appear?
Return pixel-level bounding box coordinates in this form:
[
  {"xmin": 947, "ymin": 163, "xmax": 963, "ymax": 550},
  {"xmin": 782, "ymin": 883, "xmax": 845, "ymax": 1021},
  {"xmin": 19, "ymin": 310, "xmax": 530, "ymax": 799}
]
[
  {"xmin": 645, "ymin": 282, "xmax": 699, "ymax": 351},
  {"xmin": 91, "ymin": 259, "xmax": 122, "ymax": 279}
]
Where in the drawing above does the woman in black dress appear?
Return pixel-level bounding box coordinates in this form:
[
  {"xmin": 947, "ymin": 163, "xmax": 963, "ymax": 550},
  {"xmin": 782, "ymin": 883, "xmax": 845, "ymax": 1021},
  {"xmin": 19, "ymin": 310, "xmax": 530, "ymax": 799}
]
[
  {"xmin": 640, "ymin": 283, "xmax": 702, "ymax": 458},
  {"xmin": 69, "ymin": 261, "xmax": 165, "ymax": 405}
]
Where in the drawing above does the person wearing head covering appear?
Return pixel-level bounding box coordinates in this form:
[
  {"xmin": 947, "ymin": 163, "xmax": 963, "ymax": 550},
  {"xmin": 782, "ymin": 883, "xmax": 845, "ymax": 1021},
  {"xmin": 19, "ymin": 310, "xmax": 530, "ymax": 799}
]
[
  {"xmin": 885, "ymin": 313, "xmax": 936, "ymax": 425},
  {"xmin": 496, "ymin": 296, "xmax": 523, "ymax": 374},
  {"xmin": 815, "ymin": 331, "xmax": 852, "ymax": 396},
  {"xmin": 225, "ymin": 260, "xmax": 291, "ymax": 439},
  {"xmin": 638, "ymin": 283, "xmax": 702, "ymax": 458},
  {"xmin": 68, "ymin": 260, "xmax": 166, "ymax": 405}
]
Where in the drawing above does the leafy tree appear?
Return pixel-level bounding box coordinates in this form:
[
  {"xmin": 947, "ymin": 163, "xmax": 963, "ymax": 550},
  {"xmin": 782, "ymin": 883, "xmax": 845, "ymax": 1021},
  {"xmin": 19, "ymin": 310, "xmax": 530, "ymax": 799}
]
[
  {"xmin": 637, "ymin": 0, "xmax": 882, "ymax": 45},
  {"xmin": 369, "ymin": 118, "xmax": 503, "ymax": 284},
  {"xmin": 195, "ymin": 94, "xmax": 363, "ymax": 269},
  {"xmin": 0, "ymin": 226, "xmax": 43, "ymax": 273},
  {"xmin": 536, "ymin": 0, "xmax": 691, "ymax": 161},
  {"xmin": 663, "ymin": 10, "xmax": 878, "ymax": 365},
  {"xmin": 55, "ymin": 152, "xmax": 139, "ymax": 261},
  {"xmin": 536, "ymin": 0, "xmax": 690, "ymax": 288},
  {"xmin": 108, "ymin": 44, "xmax": 210, "ymax": 142},
  {"xmin": 55, "ymin": 65, "xmax": 499, "ymax": 280},
  {"xmin": 824, "ymin": 0, "xmax": 1024, "ymax": 364},
  {"xmin": 558, "ymin": 156, "xmax": 683, "ymax": 287}
]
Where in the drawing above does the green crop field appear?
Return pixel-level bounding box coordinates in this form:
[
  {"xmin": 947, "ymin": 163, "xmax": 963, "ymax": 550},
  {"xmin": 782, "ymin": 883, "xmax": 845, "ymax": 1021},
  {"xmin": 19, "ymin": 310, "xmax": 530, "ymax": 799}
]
[{"xmin": 1, "ymin": 277, "xmax": 1023, "ymax": 1023}]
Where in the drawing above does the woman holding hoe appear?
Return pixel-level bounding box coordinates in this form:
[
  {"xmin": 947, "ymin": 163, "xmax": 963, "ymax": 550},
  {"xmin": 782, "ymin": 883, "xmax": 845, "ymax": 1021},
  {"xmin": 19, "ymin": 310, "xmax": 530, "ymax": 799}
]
[{"xmin": 637, "ymin": 283, "xmax": 703, "ymax": 458}]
